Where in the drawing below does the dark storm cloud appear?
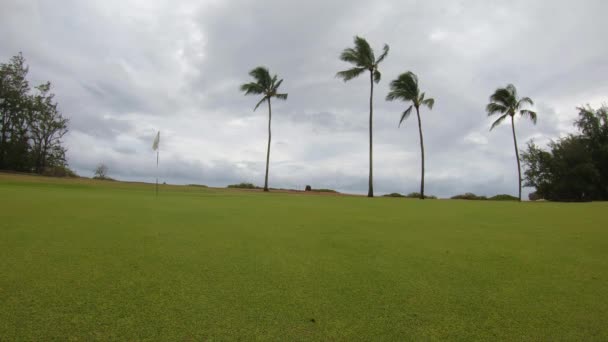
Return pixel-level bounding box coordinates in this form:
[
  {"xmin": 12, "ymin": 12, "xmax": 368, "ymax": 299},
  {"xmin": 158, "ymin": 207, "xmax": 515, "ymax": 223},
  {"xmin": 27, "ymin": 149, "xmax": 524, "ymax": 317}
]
[{"xmin": 1, "ymin": 0, "xmax": 607, "ymax": 196}]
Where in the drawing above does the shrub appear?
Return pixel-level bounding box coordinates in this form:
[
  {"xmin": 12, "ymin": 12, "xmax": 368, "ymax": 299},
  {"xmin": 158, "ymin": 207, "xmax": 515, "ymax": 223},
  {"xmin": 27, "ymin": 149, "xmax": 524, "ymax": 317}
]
[
  {"xmin": 406, "ymin": 192, "xmax": 437, "ymax": 199},
  {"xmin": 227, "ymin": 182, "xmax": 259, "ymax": 189},
  {"xmin": 383, "ymin": 192, "xmax": 405, "ymax": 197},
  {"xmin": 305, "ymin": 185, "xmax": 312, "ymax": 191},
  {"xmin": 450, "ymin": 192, "xmax": 487, "ymax": 200},
  {"xmin": 187, "ymin": 184, "xmax": 208, "ymax": 188},
  {"xmin": 528, "ymin": 192, "xmax": 543, "ymax": 201},
  {"xmin": 42, "ymin": 166, "xmax": 78, "ymax": 178},
  {"xmin": 488, "ymin": 194, "xmax": 519, "ymax": 201},
  {"xmin": 311, "ymin": 188, "xmax": 338, "ymax": 193}
]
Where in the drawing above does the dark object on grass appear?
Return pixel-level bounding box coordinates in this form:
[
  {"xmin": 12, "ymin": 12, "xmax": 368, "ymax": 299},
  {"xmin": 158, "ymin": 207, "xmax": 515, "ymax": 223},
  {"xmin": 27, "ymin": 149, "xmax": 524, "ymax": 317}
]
[{"xmin": 305, "ymin": 185, "xmax": 312, "ymax": 191}]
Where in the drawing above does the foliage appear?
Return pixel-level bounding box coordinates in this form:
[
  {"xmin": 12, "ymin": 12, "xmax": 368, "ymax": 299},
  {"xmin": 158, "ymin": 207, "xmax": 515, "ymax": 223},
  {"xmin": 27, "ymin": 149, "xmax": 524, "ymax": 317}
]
[
  {"xmin": 383, "ymin": 192, "xmax": 405, "ymax": 197},
  {"xmin": 310, "ymin": 188, "xmax": 338, "ymax": 193},
  {"xmin": 42, "ymin": 165, "xmax": 78, "ymax": 178},
  {"xmin": 522, "ymin": 105, "xmax": 608, "ymax": 201},
  {"xmin": 227, "ymin": 182, "xmax": 259, "ymax": 189},
  {"xmin": 305, "ymin": 185, "xmax": 312, "ymax": 191},
  {"xmin": 488, "ymin": 194, "xmax": 519, "ymax": 201},
  {"xmin": 528, "ymin": 191, "xmax": 543, "ymax": 201},
  {"xmin": 0, "ymin": 53, "xmax": 69, "ymax": 174},
  {"xmin": 187, "ymin": 184, "xmax": 208, "ymax": 188},
  {"xmin": 450, "ymin": 193, "xmax": 488, "ymax": 200}
]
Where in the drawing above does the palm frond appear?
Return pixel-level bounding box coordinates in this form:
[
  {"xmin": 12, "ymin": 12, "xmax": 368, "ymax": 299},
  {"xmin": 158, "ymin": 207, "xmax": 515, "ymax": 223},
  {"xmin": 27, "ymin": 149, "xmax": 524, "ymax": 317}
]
[
  {"xmin": 240, "ymin": 82, "xmax": 265, "ymax": 96},
  {"xmin": 353, "ymin": 36, "xmax": 374, "ymax": 66},
  {"xmin": 274, "ymin": 93, "xmax": 288, "ymax": 100},
  {"xmin": 373, "ymin": 69, "xmax": 381, "ymax": 83},
  {"xmin": 518, "ymin": 96, "xmax": 534, "ymax": 108},
  {"xmin": 339, "ymin": 48, "xmax": 362, "ymax": 65},
  {"xmin": 490, "ymin": 113, "xmax": 509, "ymax": 131},
  {"xmin": 375, "ymin": 44, "xmax": 389, "ymax": 64},
  {"xmin": 486, "ymin": 102, "xmax": 508, "ymax": 116},
  {"xmin": 273, "ymin": 78, "xmax": 284, "ymax": 92},
  {"xmin": 520, "ymin": 109, "xmax": 537, "ymax": 124},
  {"xmin": 386, "ymin": 71, "xmax": 419, "ymax": 102},
  {"xmin": 422, "ymin": 98, "xmax": 435, "ymax": 109},
  {"xmin": 489, "ymin": 85, "xmax": 517, "ymax": 108},
  {"xmin": 336, "ymin": 67, "xmax": 366, "ymax": 82},
  {"xmin": 399, "ymin": 105, "xmax": 414, "ymax": 127},
  {"xmin": 248, "ymin": 66, "xmax": 271, "ymax": 89},
  {"xmin": 253, "ymin": 96, "xmax": 268, "ymax": 111}
]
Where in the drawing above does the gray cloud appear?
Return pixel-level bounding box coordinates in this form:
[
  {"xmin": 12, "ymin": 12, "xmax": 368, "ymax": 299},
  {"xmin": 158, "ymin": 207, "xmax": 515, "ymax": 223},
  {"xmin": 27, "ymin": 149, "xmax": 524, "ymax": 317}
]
[{"xmin": 1, "ymin": 0, "xmax": 607, "ymax": 197}]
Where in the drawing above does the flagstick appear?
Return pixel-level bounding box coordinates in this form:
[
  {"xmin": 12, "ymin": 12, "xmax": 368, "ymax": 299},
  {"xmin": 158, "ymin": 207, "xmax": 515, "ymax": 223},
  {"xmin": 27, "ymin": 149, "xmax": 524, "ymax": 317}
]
[{"xmin": 156, "ymin": 149, "xmax": 159, "ymax": 197}]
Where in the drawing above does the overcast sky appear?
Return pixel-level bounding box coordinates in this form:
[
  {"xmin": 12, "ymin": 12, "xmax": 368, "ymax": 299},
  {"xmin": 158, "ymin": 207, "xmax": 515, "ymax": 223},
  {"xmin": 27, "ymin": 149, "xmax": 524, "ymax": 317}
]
[{"xmin": 1, "ymin": 0, "xmax": 607, "ymax": 197}]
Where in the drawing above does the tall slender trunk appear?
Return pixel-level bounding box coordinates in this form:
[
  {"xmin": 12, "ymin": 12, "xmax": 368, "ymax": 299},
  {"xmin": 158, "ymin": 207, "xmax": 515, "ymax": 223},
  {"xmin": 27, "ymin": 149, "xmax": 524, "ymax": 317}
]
[
  {"xmin": 415, "ymin": 106, "xmax": 425, "ymax": 199},
  {"xmin": 368, "ymin": 70, "xmax": 374, "ymax": 198},
  {"xmin": 511, "ymin": 115, "xmax": 522, "ymax": 201},
  {"xmin": 264, "ymin": 97, "xmax": 272, "ymax": 192}
]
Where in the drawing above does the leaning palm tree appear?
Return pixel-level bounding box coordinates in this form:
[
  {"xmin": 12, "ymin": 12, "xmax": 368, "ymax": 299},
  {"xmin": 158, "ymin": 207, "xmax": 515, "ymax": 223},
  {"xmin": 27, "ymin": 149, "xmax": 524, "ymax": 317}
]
[
  {"xmin": 386, "ymin": 71, "xmax": 435, "ymax": 199},
  {"xmin": 486, "ymin": 84, "xmax": 537, "ymax": 201},
  {"xmin": 336, "ymin": 36, "xmax": 389, "ymax": 198},
  {"xmin": 240, "ymin": 66, "xmax": 288, "ymax": 192}
]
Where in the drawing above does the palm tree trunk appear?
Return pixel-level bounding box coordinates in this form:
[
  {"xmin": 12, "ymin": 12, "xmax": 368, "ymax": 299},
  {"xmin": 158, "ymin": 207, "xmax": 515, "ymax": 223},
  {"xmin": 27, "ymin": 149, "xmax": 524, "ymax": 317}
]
[
  {"xmin": 264, "ymin": 98, "xmax": 272, "ymax": 192},
  {"xmin": 415, "ymin": 106, "xmax": 425, "ymax": 199},
  {"xmin": 368, "ymin": 71, "xmax": 374, "ymax": 198},
  {"xmin": 511, "ymin": 115, "xmax": 522, "ymax": 201}
]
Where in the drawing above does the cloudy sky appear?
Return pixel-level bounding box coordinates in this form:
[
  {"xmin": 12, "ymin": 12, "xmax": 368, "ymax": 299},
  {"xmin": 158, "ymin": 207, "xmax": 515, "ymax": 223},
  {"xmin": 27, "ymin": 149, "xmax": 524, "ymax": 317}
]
[{"xmin": 1, "ymin": 0, "xmax": 607, "ymax": 197}]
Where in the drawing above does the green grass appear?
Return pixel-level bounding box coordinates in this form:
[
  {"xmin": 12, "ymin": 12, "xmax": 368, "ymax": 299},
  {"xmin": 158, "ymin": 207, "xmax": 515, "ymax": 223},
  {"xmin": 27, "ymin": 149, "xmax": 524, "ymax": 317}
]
[{"xmin": 1, "ymin": 174, "xmax": 607, "ymax": 341}]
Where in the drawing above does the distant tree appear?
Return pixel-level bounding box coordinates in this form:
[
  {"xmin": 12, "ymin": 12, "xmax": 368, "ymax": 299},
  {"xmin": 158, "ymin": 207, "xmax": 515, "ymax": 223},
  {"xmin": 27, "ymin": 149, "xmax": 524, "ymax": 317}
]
[
  {"xmin": 336, "ymin": 36, "xmax": 389, "ymax": 198},
  {"xmin": 94, "ymin": 163, "xmax": 109, "ymax": 179},
  {"xmin": 305, "ymin": 185, "xmax": 312, "ymax": 191},
  {"xmin": 0, "ymin": 53, "xmax": 31, "ymax": 170},
  {"xmin": 0, "ymin": 53, "xmax": 70, "ymax": 174},
  {"xmin": 486, "ymin": 84, "xmax": 537, "ymax": 201},
  {"xmin": 240, "ymin": 67, "xmax": 288, "ymax": 192},
  {"xmin": 28, "ymin": 82, "xmax": 68, "ymax": 173},
  {"xmin": 386, "ymin": 71, "xmax": 435, "ymax": 199}
]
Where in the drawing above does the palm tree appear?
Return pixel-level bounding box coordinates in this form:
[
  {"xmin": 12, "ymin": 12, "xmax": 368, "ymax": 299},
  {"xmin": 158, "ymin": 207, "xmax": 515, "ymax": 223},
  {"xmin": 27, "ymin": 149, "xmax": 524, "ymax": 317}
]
[
  {"xmin": 486, "ymin": 84, "xmax": 537, "ymax": 201},
  {"xmin": 336, "ymin": 36, "xmax": 389, "ymax": 198},
  {"xmin": 386, "ymin": 72, "xmax": 435, "ymax": 199},
  {"xmin": 240, "ymin": 66, "xmax": 288, "ymax": 192}
]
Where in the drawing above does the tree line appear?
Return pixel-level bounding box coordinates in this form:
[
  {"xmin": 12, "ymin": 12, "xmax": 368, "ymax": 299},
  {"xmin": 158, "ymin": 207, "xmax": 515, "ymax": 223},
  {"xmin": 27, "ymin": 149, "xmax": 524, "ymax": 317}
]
[
  {"xmin": 242, "ymin": 36, "xmax": 538, "ymax": 201},
  {"xmin": 0, "ymin": 53, "xmax": 71, "ymax": 176}
]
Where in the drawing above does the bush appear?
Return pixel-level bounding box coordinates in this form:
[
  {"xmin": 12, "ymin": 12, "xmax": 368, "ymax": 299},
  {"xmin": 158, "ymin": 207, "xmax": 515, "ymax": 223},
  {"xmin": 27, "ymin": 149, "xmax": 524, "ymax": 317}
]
[
  {"xmin": 406, "ymin": 192, "xmax": 437, "ymax": 199},
  {"xmin": 42, "ymin": 166, "xmax": 78, "ymax": 178},
  {"xmin": 488, "ymin": 194, "xmax": 519, "ymax": 201},
  {"xmin": 305, "ymin": 185, "xmax": 312, "ymax": 191},
  {"xmin": 187, "ymin": 184, "xmax": 208, "ymax": 188},
  {"xmin": 311, "ymin": 188, "xmax": 338, "ymax": 193},
  {"xmin": 450, "ymin": 192, "xmax": 487, "ymax": 200},
  {"xmin": 528, "ymin": 192, "xmax": 543, "ymax": 201},
  {"xmin": 383, "ymin": 192, "xmax": 405, "ymax": 197},
  {"xmin": 227, "ymin": 182, "xmax": 259, "ymax": 189}
]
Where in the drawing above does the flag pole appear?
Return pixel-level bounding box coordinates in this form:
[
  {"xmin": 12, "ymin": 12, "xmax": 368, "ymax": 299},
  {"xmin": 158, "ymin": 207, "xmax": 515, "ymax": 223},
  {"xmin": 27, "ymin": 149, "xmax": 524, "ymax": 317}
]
[{"xmin": 156, "ymin": 148, "xmax": 159, "ymax": 197}]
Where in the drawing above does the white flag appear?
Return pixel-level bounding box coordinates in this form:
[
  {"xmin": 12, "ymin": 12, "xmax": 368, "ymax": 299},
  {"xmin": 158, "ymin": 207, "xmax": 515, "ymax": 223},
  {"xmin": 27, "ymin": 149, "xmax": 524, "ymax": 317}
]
[{"xmin": 152, "ymin": 131, "xmax": 160, "ymax": 151}]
